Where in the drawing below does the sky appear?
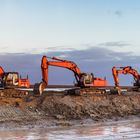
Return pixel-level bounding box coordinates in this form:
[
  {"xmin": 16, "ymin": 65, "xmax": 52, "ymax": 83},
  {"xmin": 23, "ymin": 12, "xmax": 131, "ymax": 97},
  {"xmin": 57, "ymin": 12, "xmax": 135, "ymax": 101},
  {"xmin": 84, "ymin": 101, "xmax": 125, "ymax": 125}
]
[{"xmin": 0, "ymin": 0, "xmax": 140, "ymax": 85}]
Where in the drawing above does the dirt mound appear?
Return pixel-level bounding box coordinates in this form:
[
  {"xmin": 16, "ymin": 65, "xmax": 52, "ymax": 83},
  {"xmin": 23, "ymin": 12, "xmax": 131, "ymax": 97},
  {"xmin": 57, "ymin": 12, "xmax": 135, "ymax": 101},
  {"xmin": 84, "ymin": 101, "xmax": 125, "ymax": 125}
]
[
  {"xmin": 39, "ymin": 94, "xmax": 140, "ymax": 120},
  {"xmin": 0, "ymin": 90, "xmax": 139, "ymax": 128}
]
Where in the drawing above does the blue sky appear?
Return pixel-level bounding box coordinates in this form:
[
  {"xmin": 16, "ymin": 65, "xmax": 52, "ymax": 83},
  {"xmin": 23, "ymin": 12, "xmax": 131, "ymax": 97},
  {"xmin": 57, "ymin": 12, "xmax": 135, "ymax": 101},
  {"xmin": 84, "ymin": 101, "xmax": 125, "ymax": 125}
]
[
  {"xmin": 0, "ymin": 0, "xmax": 140, "ymax": 85},
  {"xmin": 0, "ymin": 0, "xmax": 140, "ymax": 53}
]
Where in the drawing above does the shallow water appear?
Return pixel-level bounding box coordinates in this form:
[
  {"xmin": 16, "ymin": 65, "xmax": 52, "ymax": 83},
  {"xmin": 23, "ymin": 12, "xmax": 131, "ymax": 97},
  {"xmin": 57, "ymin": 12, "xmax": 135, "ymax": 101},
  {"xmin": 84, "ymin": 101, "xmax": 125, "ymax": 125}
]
[{"xmin": 0, "ymin": 118, "xmax": 140, "ymax": 140}]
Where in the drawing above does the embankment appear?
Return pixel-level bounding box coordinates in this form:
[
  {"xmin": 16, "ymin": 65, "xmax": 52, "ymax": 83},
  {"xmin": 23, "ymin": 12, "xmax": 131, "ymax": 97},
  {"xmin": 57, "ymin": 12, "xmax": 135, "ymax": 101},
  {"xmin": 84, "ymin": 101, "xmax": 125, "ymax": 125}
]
[{"xmin": 0, "ymin": 91, "xmax": 139, "ymax": 129}]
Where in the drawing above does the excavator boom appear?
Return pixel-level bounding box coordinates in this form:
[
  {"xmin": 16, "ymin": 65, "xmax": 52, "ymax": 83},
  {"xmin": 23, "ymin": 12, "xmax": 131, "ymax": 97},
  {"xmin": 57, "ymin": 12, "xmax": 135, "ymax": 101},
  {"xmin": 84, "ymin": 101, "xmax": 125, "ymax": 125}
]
[{"xmin": 41, "ymin": 56, "xmax": 81, "ymax": 85}]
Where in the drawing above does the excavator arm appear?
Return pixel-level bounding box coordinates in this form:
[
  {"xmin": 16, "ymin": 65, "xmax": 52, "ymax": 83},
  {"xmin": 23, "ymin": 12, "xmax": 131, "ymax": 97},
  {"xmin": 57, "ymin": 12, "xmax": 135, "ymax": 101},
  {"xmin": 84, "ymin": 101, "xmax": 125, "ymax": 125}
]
[
  {"xmin": 112, "ymin": 66, "xmax": 140, "ymax": 94},
  {"xmin": 41, "ymin": 56, "xmax": 81, "ymax": 85}
]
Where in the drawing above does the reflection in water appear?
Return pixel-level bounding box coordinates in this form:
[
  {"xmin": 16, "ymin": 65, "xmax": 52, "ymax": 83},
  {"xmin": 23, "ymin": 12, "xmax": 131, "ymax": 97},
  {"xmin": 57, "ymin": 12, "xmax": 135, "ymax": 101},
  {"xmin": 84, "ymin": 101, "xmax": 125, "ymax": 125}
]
[{"xmin": 0, "ymin": 119, "xmax": 140, "ymax": 140}]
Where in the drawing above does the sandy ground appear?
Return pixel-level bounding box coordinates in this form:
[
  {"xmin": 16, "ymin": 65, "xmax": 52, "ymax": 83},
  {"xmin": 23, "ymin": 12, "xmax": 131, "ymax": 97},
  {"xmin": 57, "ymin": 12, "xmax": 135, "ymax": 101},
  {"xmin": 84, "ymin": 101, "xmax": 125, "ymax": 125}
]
[{"xmin": 0, "ymin": 89, "xmax": 139, "ymax": 129}]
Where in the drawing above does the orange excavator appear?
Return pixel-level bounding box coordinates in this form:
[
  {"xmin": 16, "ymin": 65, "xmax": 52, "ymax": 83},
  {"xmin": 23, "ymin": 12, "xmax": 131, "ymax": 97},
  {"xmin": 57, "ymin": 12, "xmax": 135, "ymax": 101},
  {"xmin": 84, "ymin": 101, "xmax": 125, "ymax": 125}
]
[
  {"xmin": 0, "ymin": 66, "xmax": 30, "ymax": 88},
  {"xmin": 112, "ymin": 66, "xmax": 140, "ymax": 94},
  {"xmin": 34, "ymin": 56, "xmax": 108, "ymax": 95}
]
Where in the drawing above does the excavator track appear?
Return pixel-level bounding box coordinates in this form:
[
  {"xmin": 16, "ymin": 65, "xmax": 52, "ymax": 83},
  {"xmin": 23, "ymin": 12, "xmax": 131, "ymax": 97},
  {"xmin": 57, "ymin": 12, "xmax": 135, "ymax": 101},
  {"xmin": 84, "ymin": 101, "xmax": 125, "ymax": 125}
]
[
  {"xmin": 65, "ymin": 87, "xmax": 107, "ymax": 96},
  {"xmin": 0, "ymin": 89, "xmax": 29, "ymax": 98}
]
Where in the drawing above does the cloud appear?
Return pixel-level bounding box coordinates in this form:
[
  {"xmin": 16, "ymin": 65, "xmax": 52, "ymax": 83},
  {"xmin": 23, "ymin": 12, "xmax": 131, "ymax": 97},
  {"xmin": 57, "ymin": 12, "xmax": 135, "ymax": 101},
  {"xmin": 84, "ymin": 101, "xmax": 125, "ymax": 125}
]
[
  {"xmin": 46, "ymin": 46, "xmax": 75, "ymax": 52},
  {"xmin": 0, "ymin": 44, "xmax": 139, "ymax": 86},
  {"xmin": 114, "ymin": 10, "xmax": 123, "ymax": 17},
  {"xmin": 46, "ymin": 44, "xmax": 132, "ymax": 63},
  {"xmin": 98, "ymin": 41, "xmax": 130, "ymax": 48},
  {"xmin": 46, "ymin": 46, "xmax": 140, "ymax": 85}
]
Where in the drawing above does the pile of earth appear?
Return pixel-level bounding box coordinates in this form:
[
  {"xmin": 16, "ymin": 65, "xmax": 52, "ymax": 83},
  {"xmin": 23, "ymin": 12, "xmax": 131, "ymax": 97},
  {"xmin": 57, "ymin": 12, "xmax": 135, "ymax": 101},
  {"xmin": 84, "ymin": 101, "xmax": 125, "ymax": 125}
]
[{"xmin": 0, "ymin": 89, "xmax": 139, "ymax": 128}]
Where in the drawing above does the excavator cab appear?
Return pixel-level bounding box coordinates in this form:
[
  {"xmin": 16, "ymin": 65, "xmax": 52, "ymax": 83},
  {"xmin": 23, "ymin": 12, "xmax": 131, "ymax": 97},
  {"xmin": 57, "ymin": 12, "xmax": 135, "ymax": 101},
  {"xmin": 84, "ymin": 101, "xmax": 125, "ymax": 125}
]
[
  {"xmin": 1, "ymin": 72, "xmax": 19, "ymax": 88},
  {"xmin": 79, "ymin": 73, "xmax": 93, "ymax": 87}
]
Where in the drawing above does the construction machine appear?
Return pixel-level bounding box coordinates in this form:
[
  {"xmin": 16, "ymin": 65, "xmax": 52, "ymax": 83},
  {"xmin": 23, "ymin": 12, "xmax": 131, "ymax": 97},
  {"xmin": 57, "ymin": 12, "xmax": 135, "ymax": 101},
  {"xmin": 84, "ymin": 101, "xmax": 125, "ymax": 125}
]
[
  {"xmin": 34, "ymin": 56, "xmax": 108, "ymax": 95},
  {"xmin": 112, "ymin": 66, "xmax": 140, "ymax": 94},
  {"xmin": 0, "ymin": 66, "xmax": 30, "ymax": 88}
]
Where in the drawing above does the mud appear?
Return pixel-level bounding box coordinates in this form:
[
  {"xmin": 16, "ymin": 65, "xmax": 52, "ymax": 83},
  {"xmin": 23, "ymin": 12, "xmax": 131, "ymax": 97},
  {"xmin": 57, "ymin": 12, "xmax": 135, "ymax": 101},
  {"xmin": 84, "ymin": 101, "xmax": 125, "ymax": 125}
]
[{"xmin": 0, "ymin": 90, "xmax": 139, "ymax": 129}]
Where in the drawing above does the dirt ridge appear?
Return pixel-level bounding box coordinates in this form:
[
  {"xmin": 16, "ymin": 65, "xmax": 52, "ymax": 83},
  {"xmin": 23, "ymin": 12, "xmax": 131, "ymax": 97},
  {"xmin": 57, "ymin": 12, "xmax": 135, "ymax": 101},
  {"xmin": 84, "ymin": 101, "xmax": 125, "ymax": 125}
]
[{"xmin": 0, "ymin": 91, "xmax": 139, "ymax": 128}]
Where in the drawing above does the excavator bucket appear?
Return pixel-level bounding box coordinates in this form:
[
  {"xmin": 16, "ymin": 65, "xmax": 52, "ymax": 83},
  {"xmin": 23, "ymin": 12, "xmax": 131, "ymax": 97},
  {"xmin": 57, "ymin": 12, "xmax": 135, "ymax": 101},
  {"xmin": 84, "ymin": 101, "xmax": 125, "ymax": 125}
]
[{"xmin": 33, "ymin": 82, "xmax": 46, "ymax": 96}]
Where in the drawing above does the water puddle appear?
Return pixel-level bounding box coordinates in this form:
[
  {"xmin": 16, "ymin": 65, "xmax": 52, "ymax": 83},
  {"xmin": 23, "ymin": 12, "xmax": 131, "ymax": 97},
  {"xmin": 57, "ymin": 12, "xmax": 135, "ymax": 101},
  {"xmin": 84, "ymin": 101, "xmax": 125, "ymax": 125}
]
[{"xmin": 0, "ymin": 118, "xmax": 140, "ymax": 140}]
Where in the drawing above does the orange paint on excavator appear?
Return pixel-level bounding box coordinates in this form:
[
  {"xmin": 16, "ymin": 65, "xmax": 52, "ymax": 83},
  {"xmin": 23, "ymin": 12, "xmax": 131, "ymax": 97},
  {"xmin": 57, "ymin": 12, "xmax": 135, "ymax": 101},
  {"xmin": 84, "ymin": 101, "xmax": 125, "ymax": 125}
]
[
  {"xmin": 93, "ymin": 77, "xmax": 108, "ymax": 87},
  {"xmin": 18, "ymin": 76, "xmax": 30, "ymax": 88}
]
